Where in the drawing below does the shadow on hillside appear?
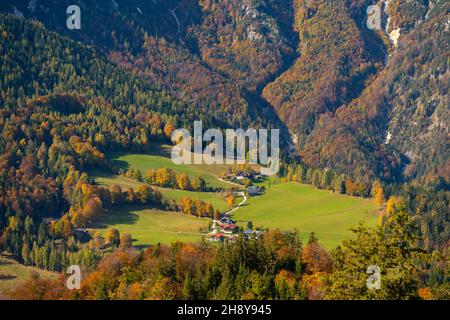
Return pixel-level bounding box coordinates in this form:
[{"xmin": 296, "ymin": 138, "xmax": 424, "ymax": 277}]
[
  {"xmin": 147, "ymin": 143, "xmax": 172, "ymax": 157},
  {"xmin": 91, "ymin": 206, "xmax": 141, "ymax": 229},
  {"xmin": 108, "ymin": 143, "xmax": 173, "ymax": 160},
  {"xmin": 88, "ymin": 168, "xmax": 117, "ymax": 182},
  {"xmin": 110, "ymin": 159, "xmax": 130, "ymax": 171}
]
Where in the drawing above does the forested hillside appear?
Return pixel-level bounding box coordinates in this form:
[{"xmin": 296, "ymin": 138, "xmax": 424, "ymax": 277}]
[
  {"xmin": 0, "ymin": 0, "xmax": 291, "ymax": 129},
  {"xmin": 0, "ymin": 0, "xmax": 448, "ymax": 300},
  {"xmin": 1, "ymin": 0, "xmax": 447, "ymax": 186},
  {"xmin": 0, "ymin": 14, "xmax": 188, "ymax": 270},
  {"xmin": 263, "ymin": 0, "xmax": 384, "ymax": 164},
  {"xmin": 302, "ymin": 0, "xmax": 448, "ymax": 184}
]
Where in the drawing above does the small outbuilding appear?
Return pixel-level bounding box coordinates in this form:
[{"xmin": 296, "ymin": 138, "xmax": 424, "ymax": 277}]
[{"xmin": 246, "ymin": 186, "xmax": 261, "ymax": 196}]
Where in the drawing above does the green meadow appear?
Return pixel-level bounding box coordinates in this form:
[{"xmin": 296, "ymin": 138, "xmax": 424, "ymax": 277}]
[
  {"xmin": 233, "ymin": 182, "xmax": 379, "ymax": 249},
  {"xmin": 107, "ymin": 147, "xmax": 232, "ymax": 189},
  {"xmin": 92, "ymin": 205, "xmax": 209, "ymax": 247},
  {"xmin": 89, "ymin": 148, "xmax": 380, "ymax": 249}
]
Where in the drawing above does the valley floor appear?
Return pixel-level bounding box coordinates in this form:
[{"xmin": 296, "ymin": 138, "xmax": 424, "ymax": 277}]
[{"xmin": 89, "ymin": 151, "xmax": 379, "ymax": 249}]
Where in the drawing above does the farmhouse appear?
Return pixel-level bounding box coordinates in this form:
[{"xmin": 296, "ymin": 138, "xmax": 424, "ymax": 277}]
[
  {"xmin": 223, "ymin": 169, "xmax": 256, "ymax": 184},
  {"xmin": 210, "ymin": 217, "xmax": 239, "ymax": 240},
  {"xmin": 222, "ymin": 224, "xmax": 238, "ymax": 234},
  {"xmin": 243, "ymin": 229, "xmax": 263, "ymax": 239},
  {"xmin": 209, "ymin": 233, "xmax": 224, "ymax": 242},
  {"xmin": 246, "ymin": 185, "xmax": 262, "ymax": 196},
  {"xmin": 219, "ymin": 217, "xmax": 235, "ymax": 224},
  {"xmin": 235, "ymin": 170, "xmax": 253, "ymax": 179}
]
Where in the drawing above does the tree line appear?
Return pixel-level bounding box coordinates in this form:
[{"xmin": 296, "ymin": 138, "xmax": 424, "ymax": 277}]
[
  {"xmin": 7, "ymin": 204, "xmax": 449, "ymax": 300},
  {"xmin": 121, "ymin": 167, "xmax": 213, "ymax": 192}
]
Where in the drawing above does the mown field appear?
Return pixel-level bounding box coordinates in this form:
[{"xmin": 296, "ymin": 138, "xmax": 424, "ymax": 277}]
[
  {"xmin": 0, "ymin": 256, "xmax": 59, "ymax": 298},
  {"xmin": 233, "ymin": 182, "xmax": 379, "ymax": 249},
  {"xmin": 92, "ymin": 205, "xmax": 210, "ymax": 247}
]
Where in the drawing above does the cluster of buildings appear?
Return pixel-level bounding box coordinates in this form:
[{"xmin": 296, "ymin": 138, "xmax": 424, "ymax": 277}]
[
  {"xmin": 208, "ymin": 217, "xmax": 239, "ymax": 242},
  {"xmin": 224, "ymin": 170, "xmax": 263, "ymax": 183},
  {"xmin": 208, "ymin": 217, "xmax": 262, "ymax": 242},
  {"xmin": 222, "ymin": 171, "xmax": 264, "ymax": 197}
]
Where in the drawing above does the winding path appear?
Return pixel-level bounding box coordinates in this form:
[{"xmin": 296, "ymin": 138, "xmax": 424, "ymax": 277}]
[
  {"xmin": 224, "ymin": 191, "xmax": 247, "ymax": 216},
  {"xmin": 216, "ymin": 177, "xmax": 248, "ymax": 217}
]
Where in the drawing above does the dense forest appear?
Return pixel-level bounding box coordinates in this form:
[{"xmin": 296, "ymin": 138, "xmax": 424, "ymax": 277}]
[
  {"xmin": 0, "ymin": 0, "xmax": 448, "ymax": 300},
  {"xmin": 6, "ymin": 205, "xmax": 449, "ymax": 300},
  {"xmin": 1, "ymin": 0, "xmax": 447, "ymax": 184}
]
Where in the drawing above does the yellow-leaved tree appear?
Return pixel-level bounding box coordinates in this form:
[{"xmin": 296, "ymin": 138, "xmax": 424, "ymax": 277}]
[{"xmin": 371, "ymin": 180, "xmax": 385, "ymax": 207}]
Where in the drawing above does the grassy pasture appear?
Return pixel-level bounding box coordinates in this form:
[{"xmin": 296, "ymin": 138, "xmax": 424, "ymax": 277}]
[
  {"xmin": 107, "ymin": 146, "xmax": 232, "ymax": 189},
  {"xmin": 92, "ymin": 205, "xmax": 210, "ymax": 247},
  {"xmin": 233, "ymin": 182, "xmax": 379, "ymax": 249}
]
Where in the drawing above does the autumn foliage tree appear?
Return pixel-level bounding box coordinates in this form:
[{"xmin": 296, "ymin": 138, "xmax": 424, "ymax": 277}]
[
  {"xmin": 105, "ymin": 228, "xmax": 120, "ymax": 248},
  {"xmin": 371, "ymin": 180, "xmax": 385, "ymax": 207},
  {"xmin": 226, "ymin": 194, "xmax": 235, "ymax": 209},
  {"xmin": 120, "ymin": 233, "xmax": 133, "ymax": 248}
]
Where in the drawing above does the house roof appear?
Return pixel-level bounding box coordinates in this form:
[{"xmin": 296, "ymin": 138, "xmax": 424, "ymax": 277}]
[
  {"xmin": 212, "ymin": 233, "xmax": 224, "ymax": 238},
  {"xmin": 247, "ymin": 186, "xmax": 261, "ymax": 194}
]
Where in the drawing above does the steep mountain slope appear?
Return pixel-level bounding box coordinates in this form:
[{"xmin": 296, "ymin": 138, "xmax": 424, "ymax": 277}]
[
  {"xmin": 0, "ymin": 14, "xmax": 183, "ymax": 148},
  {"xmin": 191, "ymin": 0, "xmax": 297, "ymax": 92},
  {"xmin": 258, "ymin": 0, "xmax": 448, "ymax": 184},
  {"xmin": 0, "ymin": 0, "xmax": 190, "ymax": 49},
  {"xmin": 302, "ymin": 0, "xmax": 449, "ymax": 183},
  {"xmin": 109, "ymin": 37, "xmax": 253, "ymax": 127},
  {"xmin": 0, "ymin": 0, "xmax": 447, "ymax": 185},
  {"xmin": 381, "ymin": 1, "xmax": 449, "ymax": 182},
  {"xmin": 0, "ymin": 13, "xmax": 193, "ymax": 252},
  {"xmin": 386, "ymin": 0, "xmax": 431, "ymax": 33},
  {"xmin": 0, "ymin": 0, "xmax": 294, "ymax": 129},
  {"xmin": 262, "ymin": 0, "xmax": 383, "ymax": 140}
]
